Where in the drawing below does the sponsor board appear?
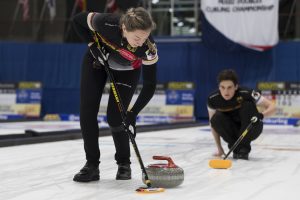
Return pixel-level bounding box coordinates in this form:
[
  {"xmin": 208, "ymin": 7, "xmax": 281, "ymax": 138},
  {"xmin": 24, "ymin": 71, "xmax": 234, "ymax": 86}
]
[
  {"xmin": 0, "ymin": 82, "xmax": 42, "ymax": 118},
  {"xmin": 258, "ymin": 82, "xmax": 300, "ymax": 125}
]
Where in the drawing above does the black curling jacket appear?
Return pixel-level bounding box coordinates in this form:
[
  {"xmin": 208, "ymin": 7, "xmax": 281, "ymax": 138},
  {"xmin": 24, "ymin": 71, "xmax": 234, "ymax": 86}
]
[{"xmin": 72, "ymin": 12, "xmax": 158, "ymax": 115}]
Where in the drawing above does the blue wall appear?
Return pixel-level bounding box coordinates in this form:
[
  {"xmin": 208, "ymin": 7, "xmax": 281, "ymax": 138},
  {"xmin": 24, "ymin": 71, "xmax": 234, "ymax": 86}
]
[{"xmin": 0, "ymin": 41, "xmax": 299, "ymax": 119}]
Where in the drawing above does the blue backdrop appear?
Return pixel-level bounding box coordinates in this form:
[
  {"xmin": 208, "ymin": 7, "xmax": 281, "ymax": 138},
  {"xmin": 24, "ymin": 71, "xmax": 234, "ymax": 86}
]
[{"xmin": 0, "ymin": 40, "xmax": 299, "ymax": 119}]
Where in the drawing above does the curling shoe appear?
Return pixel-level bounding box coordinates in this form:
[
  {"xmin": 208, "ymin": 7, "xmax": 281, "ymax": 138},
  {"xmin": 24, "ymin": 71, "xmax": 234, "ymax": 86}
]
[
  {"xmin": 239, "ymin": 152, "xmax": 249, "ymax": 160},
  {"xmin": 73, "ymin": 162, "xmax": 100, "ymax": 182},
  {"xmin": 233, "ymin": 152, "xmax": 239, "ymax": 159},
  {"xmin": 233, "ymin": 148, "xmax": 249, "ymax": 160},
  {"xmin": 116, "ymin": 163, "xmax": 131, "ymax": 180},
  {"xmin": 239, "ymin": 148, "xmax": 249, "ymax": 160},
  {"xmin": 233, "ymin": 152, "xmax": 249, "ymax": 160}
]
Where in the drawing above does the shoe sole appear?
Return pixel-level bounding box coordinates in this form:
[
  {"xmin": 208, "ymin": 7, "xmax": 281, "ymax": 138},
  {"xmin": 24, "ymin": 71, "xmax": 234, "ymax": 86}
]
[
  {"xmin": 73, "ymin": 175, "xmax": 100, "ymax": 182},
  {"xmin": 116, "ymin": 177, "xmax": 131, "ymax": 180},
  {"xmin": 238, "ymin": 157, "xmax": 249, "ymax": 160}
]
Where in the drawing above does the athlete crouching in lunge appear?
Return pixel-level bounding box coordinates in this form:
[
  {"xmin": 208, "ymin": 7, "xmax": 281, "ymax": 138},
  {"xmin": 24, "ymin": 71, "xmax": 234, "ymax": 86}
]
[{"xmin": 207, "ymin": 69, "xmax": 276, "ymax": 160}]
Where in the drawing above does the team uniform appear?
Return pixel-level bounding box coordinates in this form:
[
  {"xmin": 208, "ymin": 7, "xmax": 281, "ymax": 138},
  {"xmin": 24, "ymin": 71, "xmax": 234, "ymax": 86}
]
[
  {"xmin": 72, "ymin": 12, "xmax": 158, "ymax": 168},
  {"xmin": 207, "ymin": 87, "xmax": 263, "ymax": 154}
]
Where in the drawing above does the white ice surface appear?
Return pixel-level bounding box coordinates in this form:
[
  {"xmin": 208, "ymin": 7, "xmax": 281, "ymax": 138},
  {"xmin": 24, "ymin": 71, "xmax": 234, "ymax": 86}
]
[{"xmin": 0, "ymin": 125, "xmax": 299, "ymax": 200}]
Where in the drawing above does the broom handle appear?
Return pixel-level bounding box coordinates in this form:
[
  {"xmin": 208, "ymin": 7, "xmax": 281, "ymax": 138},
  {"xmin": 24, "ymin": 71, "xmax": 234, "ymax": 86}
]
[
  {"xmin": 101, "ymin": 55, "xmax": 152, "ymax": 188},
  {"xmin": 223, "ymin": 116, "xmax": 257, "ymax": 160}
]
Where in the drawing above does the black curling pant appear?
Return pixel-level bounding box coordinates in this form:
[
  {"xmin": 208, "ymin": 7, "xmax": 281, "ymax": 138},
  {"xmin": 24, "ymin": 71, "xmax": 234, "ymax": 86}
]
[
  {"xmin": 80, "ymin": 51, "xmax": 140, "ymax": 166},
  {"xmin": 210, "ymin": 101, "xmax": 263, "ymax": 153}
]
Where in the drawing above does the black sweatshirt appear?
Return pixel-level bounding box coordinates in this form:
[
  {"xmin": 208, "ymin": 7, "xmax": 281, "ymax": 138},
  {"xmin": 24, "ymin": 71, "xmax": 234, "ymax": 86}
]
[{"xmin": 72, "ymin": 12, "xmax": 158, "ymax": 115}]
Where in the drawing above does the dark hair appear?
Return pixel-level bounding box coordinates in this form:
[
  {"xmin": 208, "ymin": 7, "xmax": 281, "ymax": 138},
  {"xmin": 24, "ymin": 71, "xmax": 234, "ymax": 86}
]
[
  {"xmin": 217, "ymin": 69, "xmax": 239, "ymax": 85},
  {"xmin": 120, "ymin": 7, "xmax": 156, "ymax": 32}
]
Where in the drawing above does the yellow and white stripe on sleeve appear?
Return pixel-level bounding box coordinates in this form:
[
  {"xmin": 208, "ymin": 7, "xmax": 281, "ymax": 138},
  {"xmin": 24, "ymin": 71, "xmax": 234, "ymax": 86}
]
[{"xmin": 87, "ymin": 12, "xmax": 96, "ymax": 31}]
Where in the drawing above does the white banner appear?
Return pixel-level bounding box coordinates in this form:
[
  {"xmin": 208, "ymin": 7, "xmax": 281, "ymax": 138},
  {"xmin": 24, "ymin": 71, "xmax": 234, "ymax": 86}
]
[
  {"xmin": 201, "ymin": 0, "xmax": 279, "ymax": 51},
  {"xmin": 45, "ymin": 0, "xmax": 56, "ymax": 21}
]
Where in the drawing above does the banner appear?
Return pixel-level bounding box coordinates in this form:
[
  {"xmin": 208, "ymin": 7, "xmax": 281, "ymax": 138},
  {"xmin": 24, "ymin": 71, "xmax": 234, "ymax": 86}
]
[
  {"xmin": 19, "ymin": 0, "xmax": 30, "ymax": 21},
  {"xmin": 0, "ymin": 82, "xmax": 42, "ymax": 119},
  {"xmin": 45, "ymin": 0, "xmax": 56, "ymax": 22},
  {"xmin": 77, "ymin": 0, "xmax": 87, "ymax": 11},
  {"xmin": 257, "ymin": 82, "xmax": 300, "ymax": 125},
  {"xmin": 100, "ymin": 82, "xmax": 195, "ymax": 123},
  {"xmin": 201, "ymin": 0, "xmax": 279, "ymax": 51},
  {"xmin": 50, "ymin": 82, "xmax": 195, "ymax": 123}
]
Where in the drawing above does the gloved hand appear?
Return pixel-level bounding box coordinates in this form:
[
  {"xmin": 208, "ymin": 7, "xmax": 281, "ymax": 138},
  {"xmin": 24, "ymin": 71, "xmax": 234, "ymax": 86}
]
[
  {"xmin": 89, "ymin": 42, "xmax": 109, "ymax": 67},
  {"xmin": 125, "ymin": 111, "xmax": 137, "ymax": 137},
  {"xmin": 257, "ymin": 112, "xmax": 264, "ymax": 122}
]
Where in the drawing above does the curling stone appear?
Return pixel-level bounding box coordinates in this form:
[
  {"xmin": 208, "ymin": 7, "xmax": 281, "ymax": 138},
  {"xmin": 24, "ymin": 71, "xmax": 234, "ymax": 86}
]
[{"xmin": 142, "ymin": 156, "xmax": 184, "ymax": 188}]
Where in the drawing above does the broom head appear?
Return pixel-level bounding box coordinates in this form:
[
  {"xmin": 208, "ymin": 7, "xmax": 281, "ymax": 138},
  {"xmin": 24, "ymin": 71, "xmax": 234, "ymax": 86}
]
[
  {"xmin": 209, "ymin": 159, "xmax": 232, "ymax": 169},
  {"xmin": 136, "ymin": 187, "xmax": 165, "ymax": 193}
]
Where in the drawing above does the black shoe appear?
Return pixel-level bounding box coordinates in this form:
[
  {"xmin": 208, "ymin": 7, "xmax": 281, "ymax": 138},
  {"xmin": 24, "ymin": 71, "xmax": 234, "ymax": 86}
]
[
  {"xmin": 233, "ymin": 152, "xmax": 239, "ymax": 159},
  {"xmin": 238, "ymin": 148, "xmax": 250, "ymax": 160},
  {"xmin": 233, "ymin": 152, "xmax": 249, "ymax": 160},
  {"xmin": 238, "ymin": 152, "xmax": 249, "ymax": 160},
  {"xmin": 116, "ymin": 163, "xmax": 131, "ymax": 180},
  {"xmin": 73, "ymin": 162, "xmax": 100, "ymax": 182}
]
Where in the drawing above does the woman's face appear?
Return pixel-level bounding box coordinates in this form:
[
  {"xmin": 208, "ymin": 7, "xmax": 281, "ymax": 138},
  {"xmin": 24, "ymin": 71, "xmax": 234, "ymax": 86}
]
[
  {"xmin": 122, "ymin": 25, "xmax": 151, "ymax": 47},
  {"xmin": 219, "ymin": 80, "xmax": 238, "ymax": 100}
]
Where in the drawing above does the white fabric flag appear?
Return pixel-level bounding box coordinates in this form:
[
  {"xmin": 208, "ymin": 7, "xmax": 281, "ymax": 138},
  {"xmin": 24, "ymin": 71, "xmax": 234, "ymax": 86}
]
[
  {"xmin": 19, "ymin": 0, "xmax": 30, "ymax": 21},
  {"xmin": 201, "ymin": 0, "xmax": 279, "ymax": 51},
  {"xmin": 45, "ymin": 0, "xmax": 56, "ymax": 22}
]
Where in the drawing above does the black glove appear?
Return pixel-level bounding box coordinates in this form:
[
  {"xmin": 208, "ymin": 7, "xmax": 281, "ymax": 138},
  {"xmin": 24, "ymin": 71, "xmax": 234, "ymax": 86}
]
[
  {"xmin": 125, "ymin": 111, "xmax": 137, "ymax": 137},
  {"xmin": 89, "ymin": 42, "xmax": 109, "ymax": 67},
  {"xmin": 257, "ymin": 113, "xmax": 264, "ymax": 122}
]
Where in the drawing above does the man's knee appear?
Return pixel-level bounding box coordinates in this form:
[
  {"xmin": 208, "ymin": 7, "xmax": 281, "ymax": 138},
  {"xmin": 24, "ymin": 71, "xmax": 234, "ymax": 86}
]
[
  {"xmin": 210, "ymin": 112, "xmax": 226, "ymax": 127},
  {"xmin": 240, "ymin": 101, "xmax": 259, "ymax": 121},
  {"xmin": 241, "ymin": 101, "xmax": 258, "ymax": 112},
  {"xmin": 249, "ymin": 122, "xmax": 263, "ymax": 141}
]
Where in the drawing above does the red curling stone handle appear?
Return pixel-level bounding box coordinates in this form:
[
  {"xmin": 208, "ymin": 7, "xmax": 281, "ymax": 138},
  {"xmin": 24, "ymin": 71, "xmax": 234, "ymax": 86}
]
[{"xmin": 152, "ymin": 156, "xmax": 177, "ymax": 168}]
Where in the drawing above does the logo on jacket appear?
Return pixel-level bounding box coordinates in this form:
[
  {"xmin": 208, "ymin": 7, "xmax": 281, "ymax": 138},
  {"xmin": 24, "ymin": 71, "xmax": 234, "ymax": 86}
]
[{"xmin": 236, "ymin": 96, "xmax": 243, "ymax": 104}]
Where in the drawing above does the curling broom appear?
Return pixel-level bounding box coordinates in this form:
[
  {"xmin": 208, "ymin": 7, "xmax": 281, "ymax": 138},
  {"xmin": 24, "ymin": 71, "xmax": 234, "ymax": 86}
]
[
  {"xmin": 209, "ymin": 116, "xmax": 258, "ymax": 169},
  {"xmin": 94, "ymin": 36, "xmax": 164, "ymax": 193}
]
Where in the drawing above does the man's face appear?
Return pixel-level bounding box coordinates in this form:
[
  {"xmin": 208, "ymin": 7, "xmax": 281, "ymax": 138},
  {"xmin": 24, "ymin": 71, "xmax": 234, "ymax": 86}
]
[{"xmin": 219, "ymin": 80, "xmax": 238, "ymax": 100}]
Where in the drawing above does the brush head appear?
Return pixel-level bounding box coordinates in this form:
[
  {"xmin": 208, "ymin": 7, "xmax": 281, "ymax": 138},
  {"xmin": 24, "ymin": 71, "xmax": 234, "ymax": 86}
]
[
  {"xmin": 136, "ymin": 187, "xmax": 165, "ymax": 193},
  {"xmin": 209, "ymin": 159, "xmax": 232, "ymax": 169}
]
